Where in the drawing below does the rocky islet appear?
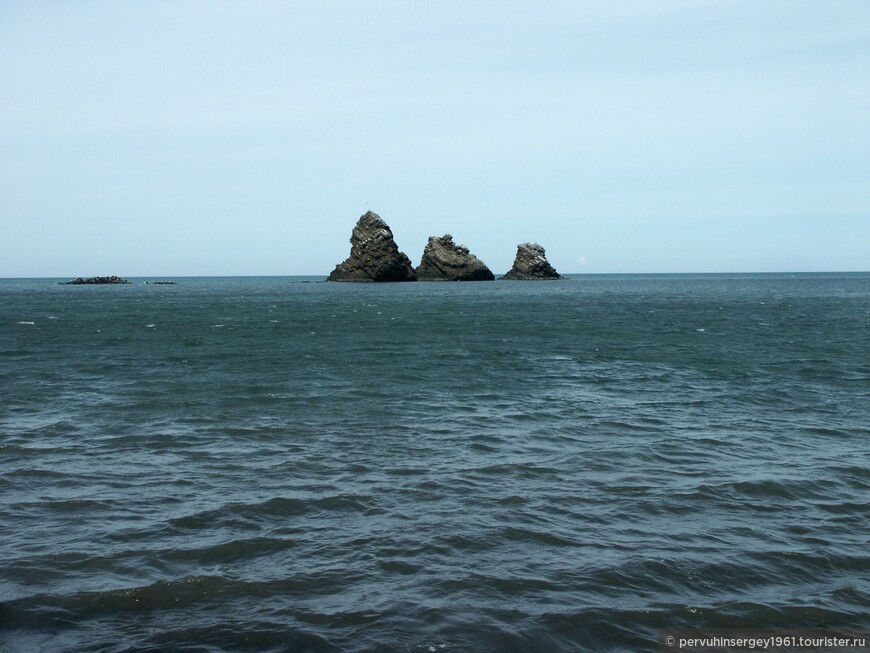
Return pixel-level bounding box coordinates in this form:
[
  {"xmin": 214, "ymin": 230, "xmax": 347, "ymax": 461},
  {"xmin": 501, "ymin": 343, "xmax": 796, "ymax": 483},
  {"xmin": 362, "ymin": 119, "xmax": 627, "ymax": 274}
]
[
  {"xmin": 501, "ymin": 242, "xmax": 562, "ymax": 280},
  {"xmin": 61, "ymin": 212, "xmax": 561, "ymax": 284},
  {"xmin": 62, "ymin": 276, "xmax": 131, "ymax": 285},
  {"xmin": 327, "ymin": 211, "xmax": 417, "ymax": 282},
  {"xmin": 328, "ymin": 211, "xmax": 560, "ymax": 282},
  {"xmin": 415, "ymin": 234, "xmax": 495, "ymax": 281}
]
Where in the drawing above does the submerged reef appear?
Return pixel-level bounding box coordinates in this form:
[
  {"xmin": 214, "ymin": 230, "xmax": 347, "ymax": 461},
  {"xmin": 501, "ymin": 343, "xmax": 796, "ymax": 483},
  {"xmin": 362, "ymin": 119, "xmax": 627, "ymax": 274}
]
[{"xmin": 62, "ymin": 276, "xmax": 131, "ymax": 285}]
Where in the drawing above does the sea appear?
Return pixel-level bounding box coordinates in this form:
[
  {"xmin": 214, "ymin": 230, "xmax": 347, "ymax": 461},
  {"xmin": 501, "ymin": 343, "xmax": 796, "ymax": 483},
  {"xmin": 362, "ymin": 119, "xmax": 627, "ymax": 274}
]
[{"xmin": 1, "ymin": 273, "xmax": 868, "ymax": 653}]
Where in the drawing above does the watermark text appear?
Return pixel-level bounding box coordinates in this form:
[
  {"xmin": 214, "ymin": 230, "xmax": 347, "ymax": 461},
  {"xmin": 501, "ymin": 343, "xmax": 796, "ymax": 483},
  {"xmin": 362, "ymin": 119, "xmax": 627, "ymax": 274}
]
[{"xmin": 659, "ymin": 629, "xmax": 869, "ymax": 652}]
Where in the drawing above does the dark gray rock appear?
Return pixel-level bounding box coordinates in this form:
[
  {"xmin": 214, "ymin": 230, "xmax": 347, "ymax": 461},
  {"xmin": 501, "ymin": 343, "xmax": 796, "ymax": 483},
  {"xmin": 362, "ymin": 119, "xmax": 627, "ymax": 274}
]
[
  {"xmin": 62, "ymin": 276, "xmax": 131, "ymax": 285},
  {"xmin": 501, "ymin": 243, "xmax": 561, "ymax": 280},
  {"xmin": 416, "ymin": 234, "xmax": 494, "ymax": 281},
  {"xmin": 327, "ymin": 211, "xmax": 417, "ymax": 282}
]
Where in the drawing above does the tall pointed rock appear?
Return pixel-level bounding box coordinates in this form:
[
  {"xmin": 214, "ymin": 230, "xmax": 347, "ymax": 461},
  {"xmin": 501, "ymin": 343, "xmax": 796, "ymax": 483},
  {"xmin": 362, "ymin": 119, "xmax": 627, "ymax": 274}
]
[{"xmin": 327, "ymin": 211, "xmax": 417, "ymax": 282}]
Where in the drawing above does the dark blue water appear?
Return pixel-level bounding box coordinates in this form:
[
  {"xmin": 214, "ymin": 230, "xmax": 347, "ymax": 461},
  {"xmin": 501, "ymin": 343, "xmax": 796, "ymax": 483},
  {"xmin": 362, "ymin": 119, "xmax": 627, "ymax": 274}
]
[{"xmin": 1, "ymin": 274, "xmax": 869, "ymax": 652}]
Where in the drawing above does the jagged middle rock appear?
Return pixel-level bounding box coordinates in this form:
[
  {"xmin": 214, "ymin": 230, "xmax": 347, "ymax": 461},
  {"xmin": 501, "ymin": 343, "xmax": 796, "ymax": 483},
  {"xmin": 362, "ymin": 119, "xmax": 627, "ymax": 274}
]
[{"xmin": 416, "ymin": 234, "xmax": 494, "ymax": 281}]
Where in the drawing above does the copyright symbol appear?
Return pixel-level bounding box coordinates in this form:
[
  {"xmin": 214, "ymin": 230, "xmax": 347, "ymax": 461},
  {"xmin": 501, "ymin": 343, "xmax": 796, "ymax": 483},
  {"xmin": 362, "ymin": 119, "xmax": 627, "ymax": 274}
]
[{"xmin": 666, "ymin": 635, "xmax": 676, "ymax": 647}]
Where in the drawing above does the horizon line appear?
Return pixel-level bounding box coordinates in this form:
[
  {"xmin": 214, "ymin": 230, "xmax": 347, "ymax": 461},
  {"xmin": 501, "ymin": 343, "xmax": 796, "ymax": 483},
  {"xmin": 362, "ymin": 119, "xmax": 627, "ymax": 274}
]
[{"xmin": 3, "ymin": 270, "xmax": 869, "ymax": 280}]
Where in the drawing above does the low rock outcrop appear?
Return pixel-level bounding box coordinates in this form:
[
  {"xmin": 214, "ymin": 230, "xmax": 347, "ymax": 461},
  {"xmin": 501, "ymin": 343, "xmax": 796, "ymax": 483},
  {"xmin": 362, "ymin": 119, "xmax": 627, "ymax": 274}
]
[
  {"xmin": 501, "ymin": 243, "xmax": 561, "ymax": 280},
  {"xmin": 63, "ymin": 276, "xmax": 131, "ymax": 285},
  {"xmin": 327, "ymin": 211, "xmax": 416, "ymax": 282},
  {"xmin": 416, "ymin": 234, "xmax": 494, "ymax": 281}
]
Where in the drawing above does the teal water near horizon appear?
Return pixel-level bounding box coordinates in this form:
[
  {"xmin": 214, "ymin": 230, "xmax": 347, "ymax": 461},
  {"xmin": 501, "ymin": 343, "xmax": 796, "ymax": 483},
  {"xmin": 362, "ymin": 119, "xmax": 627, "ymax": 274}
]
[{"xmin": 1, "ymin": 274, "xmax": 869, "ymax": 652}]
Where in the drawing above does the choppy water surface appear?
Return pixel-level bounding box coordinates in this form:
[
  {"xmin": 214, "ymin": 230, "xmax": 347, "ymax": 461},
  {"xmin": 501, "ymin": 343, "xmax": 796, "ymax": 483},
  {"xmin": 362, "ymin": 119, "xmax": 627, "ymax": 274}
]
[{"xmin": 1, "ymin": 274, "xmax": 869, "ymax": 652}]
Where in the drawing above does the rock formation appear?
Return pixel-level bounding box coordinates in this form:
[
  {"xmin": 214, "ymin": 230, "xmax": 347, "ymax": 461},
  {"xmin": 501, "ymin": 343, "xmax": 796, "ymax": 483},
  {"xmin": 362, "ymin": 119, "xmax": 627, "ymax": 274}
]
[
  {"xmin": 327, "ymin": 211, "xmax": 417, "ymax": 282},
  {"xmin": 501, "ymin": 243, "xmax": 561, "ymax": 280},
  {"xmin": 415, "ymin": 234, "xmax": 495, "ymax": 281},
  {"xmin": 63, "ymin": 276, "xmax": 131, "ymax": 285}
]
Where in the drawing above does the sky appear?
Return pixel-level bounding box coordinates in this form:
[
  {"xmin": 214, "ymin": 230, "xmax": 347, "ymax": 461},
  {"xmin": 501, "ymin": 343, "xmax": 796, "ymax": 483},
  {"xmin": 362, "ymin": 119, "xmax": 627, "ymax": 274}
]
[{"xmin": 1, "ymin": 1, "xmax": 868, "ymax": 276}]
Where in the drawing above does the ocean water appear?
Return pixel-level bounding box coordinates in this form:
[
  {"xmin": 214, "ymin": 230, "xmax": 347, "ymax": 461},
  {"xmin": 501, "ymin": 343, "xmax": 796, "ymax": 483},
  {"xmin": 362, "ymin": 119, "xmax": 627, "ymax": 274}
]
[{"xmin": 1, "ymin": 274, "xmax": 868, "ymax": 652}]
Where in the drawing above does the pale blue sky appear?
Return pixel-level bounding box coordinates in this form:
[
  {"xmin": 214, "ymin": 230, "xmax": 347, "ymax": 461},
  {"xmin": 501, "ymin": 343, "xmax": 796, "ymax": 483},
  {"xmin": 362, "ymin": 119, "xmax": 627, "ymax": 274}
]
[{"xmin": 1, "ymin": 1, "xmax": 868, "ymax": 276}]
